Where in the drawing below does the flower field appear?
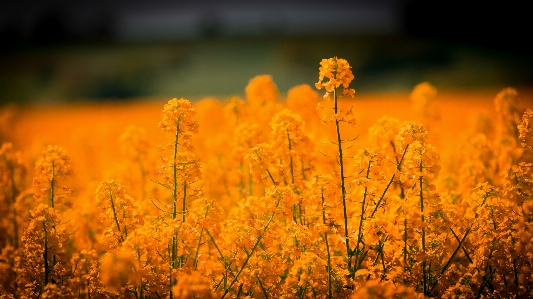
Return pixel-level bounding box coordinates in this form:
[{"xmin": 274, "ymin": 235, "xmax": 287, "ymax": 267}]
[{"xmin": 1, "ymin": 57, "xmax": 533, "ymax": 298}]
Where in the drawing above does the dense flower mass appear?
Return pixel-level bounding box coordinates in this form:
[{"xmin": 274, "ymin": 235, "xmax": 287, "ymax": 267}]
[{"xmin": 0, "ymin": 57, "xmax": 532, "ymax": 299}]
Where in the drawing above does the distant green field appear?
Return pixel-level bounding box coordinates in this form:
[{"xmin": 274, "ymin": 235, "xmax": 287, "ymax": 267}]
[{"xmin": 1, "ymin": 35, "xmax": 531, "ymax": 104}]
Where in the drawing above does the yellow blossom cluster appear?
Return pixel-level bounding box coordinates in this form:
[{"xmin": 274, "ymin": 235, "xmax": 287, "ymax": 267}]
[
  {"xmin": 33, "ymin": 145, "xmax": 72, "ymax": 207},
  {"xmin": 315, "ymin": 57, "xmax": 355, "ymax": 99}
]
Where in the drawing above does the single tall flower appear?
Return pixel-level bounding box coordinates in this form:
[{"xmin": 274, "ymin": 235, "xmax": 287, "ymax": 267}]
[
  {"xmin": 159, "ymin": 98, "xmax": 200, "ymax": 152},
  {"xmin": 315, "ymin": 57, "xmax": 355, "ymax": 99},
  {"xmin": 33, "ymin": 145, "xmax": 72, "ymax": 208}
]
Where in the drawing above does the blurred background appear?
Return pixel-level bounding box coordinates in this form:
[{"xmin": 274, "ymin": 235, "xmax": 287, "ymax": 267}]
[{"xmin": 1, "ymin": 0, "xmax": 532, "ymax": 105}]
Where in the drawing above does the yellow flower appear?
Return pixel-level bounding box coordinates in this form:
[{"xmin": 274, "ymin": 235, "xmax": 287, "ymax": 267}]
[
  {"xmin": 32, "ymin": 145, "xmax": 72, "ymax": 207},
  {"xmin": 159, "ymin": 98, "xmax": 200, "ymax": 136},
  {"xmin": 315, "ymin": 57, "xmax": 355, "ymax": 93},
  {"xmin": 245, "ymin": 75, "xmax": 279, "ymax": 106}
]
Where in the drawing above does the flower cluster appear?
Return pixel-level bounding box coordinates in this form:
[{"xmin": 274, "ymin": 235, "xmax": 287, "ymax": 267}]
[
  {"xmin": 33, "ymin": 145, "xmax": 72, "ymax": 207},
  {"xmin": 315, "ymin": 57, "xmax": 355, "ymax": 98}
]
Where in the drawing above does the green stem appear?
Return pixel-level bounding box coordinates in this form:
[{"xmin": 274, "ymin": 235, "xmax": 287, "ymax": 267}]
[
  {"xmin": 220, "ymin": 193, "xmax": 282, "ymax": 299},
  {"xmin": 235, "ymin": 284, "xmax": 243, "ymax": 299},
  {"xmin": 370, "ymin": 144, "xmax": 409, "ymax": 218},
  {"xmin": 403, "ymin": 217, "xmax": 407, "ymax": 277},
  {"xmin": 171, "ymin": 119, "xmax": 180, "ymax": 299},
  {"xmin": 50, "ymin": 163, "xmax": 55, "ymax": 208},
  {"xmin": 287, "ymin": 130, "xmax": 304, "ymax": 224},
  {"xmin": 239, "ymin": 162, "xmax": 245, "ymax": 198},
  {"xmin": 299, "ymin": 281, "xmax": 308, "ymax": 299},
  {"xmin": 43, "ymin": 221, "xmax": 49, "ymax": 286},
  {"xmin": 354, "ymin": 160, "xmax": 372, "ymax": 272},
  {"xmin": 169, "ymin": 244, "xmax": 173, "ymax": 299},
  {"xmin": 366, "ymin": 242, "xmax": 383, "ymax": 281},
  {"xmin": 206, "ymin": 229, "xmax": 236, "ymax": 277},
  {"xmin": 287, "ymin": 129, "xmax": 294, "ymax": 185},
  {"xmin": 450, "ymin": 228, "xmax": 473, "ymax": 263},
  {"xmin": 419, "ymin": 161, "xmax": 427, "ymax": 295},
  {"xmin": 300, "ymin": 157, "xmax": 306, "ymax": 180},
  {"xmin": 354, "ymin": 249, "xmax": 369, "ymax": 271},
  {"xmin": 256, "ymin": 274, "xmax": 269, "ymax": 299},
  {"xmin": 474, "ymin": 268, "xmax": 496, "ymax": 299},
  {"xmin": 137, "ymin": 246, "xmax": 143, "ymax": 299},
  {"xmin": 109, "ymin": 189, "xmax": 124, "ymax": 243},
  {"xmin": 178, "ymin": 180, "xmax": 187, "ymax": 267},
  {"xmin": 266, "ymin": 169, "xmax": 277, "ymax": 186},
  {"xmin": 182, "ymin": 181, "xmax": 186, "ymax": 222},
  {"xmin": 193, "ymin": 228, "xmax": 204, "ymax": 269},
  {"xmin": 429, "ymin": 227, "xmax": 471, "ymax": 294},
  {"xmin": 380, "ymin": 243, "xmax": 386, "ymax": 280},
  {"xmin": 173, "ymin": 120, "xmax": 180, "ymax": 219},
  {"xmin": 321, "ymin": 187, "xmax": 332, "ymax": 299},
  {"xmin": 334, "ymin": 86, "xmax": 351, "ymax": 273}
]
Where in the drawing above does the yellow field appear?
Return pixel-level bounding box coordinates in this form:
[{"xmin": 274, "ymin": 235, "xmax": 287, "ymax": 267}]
[{"xmin": 1, "ymin": 58, "xmax": 533, "ymax": 298}]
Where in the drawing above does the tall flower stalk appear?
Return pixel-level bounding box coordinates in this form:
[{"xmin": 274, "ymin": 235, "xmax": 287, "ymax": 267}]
[
  {"xmin": 316, "ymin": 57, "xmax": 356, "ymax": 276},
  {"xmin": 15, "ymin": 145, "xmax": 72, "ymax": 296},
  {"xmin": 156, "ymin": 98, "xmax": 201, "ymax": 298}
]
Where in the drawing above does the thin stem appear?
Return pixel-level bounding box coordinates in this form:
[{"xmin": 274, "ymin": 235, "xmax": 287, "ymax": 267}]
[
  {"xmin": 109, "ymin": 189, "xmax": 124, "ymax": 243},
  {"xmin": 256, "ymin": 274, "xmax": 269, "ymax": 299},
  {"xmin": 43, "ymin": 221, "xmax": 49, "ymax": 286},
  {"xmin": 220, "ymin": 193, "xmax": 283, "ymax": 299},
  {"xmin": 299, "ymin": 281, "xmax": 308, "ymax": 299},
  {"xmin": 235, "ymin": 284, "xmax": 243, "ymax": 299},
  {"xmin": 193, "ymin": 228, "xmax": 204, "ymax": 269},
  {"xmin": 403, "ymin": 218, "xmax": 407, "ymax": 269},
  {"xmin": 334, "ymin": 86, "xmax": 351, "ymax": 273},
  {"xmin": 266, "ymin": 169, "xmax": 277, "ymax": 186},
  {"xmin": 206, "ymin": 229, "xmax": 236, "ymax": 277},
  {"xmin": 300, "ymin": 157, "xmax": 307, "ymax": 180},
  {"xmin": 474, "ymin": 268, "xmax": 496, "ymax": 299},
  {"xmin": 419, "ymin": 160, "xmax": 427, "ymax": 296},
  {"xmin": 354, "ymin": 249, "xmax": 369, "ymax": 271},
  {"xmin": 182, "ymin": 181, "xmax": 186, "ymax": 222},
  {"xmin": 380, "ymin": 243, "xmax": 386, "ymax": 280},
  {"xmin": 354, "ymin": 159, "xmax": 372, "ymax": 271},
  {"xmin": 239, "ymin": 162, "xmax": 245, "ymax": 198},
  {"xmin": 450, "ymin": 228, "xmax": 473, "ymax": 263},
  {"xmin": 172, "ymin": 120, "xmax": 180, "ymax": 219},
  {"xmin": 137, "ymin": 246, "xmax": 143, "ymax": 298},
  {"xmin": 170, "ymin": 119, "xmax": 180, "ymax": 299},
  {"xmin": 287, "ymin": 129, "xmax": 294, "ymax": 185},
  {"xmin": 169, "ymin": 244, "xmax": 173, "ymax": 299},
  {"xmin": 50, "ymin": 163, "xmax": 55, "ymax": 208},
  {"xmin": 366, "ymin": 241, "xmax": 384, "ymax": 281},
  {"xmin": 429, "ymin": 227, "xmax": 471, "ymax": 294},
  {"xmin": 370, "ymin": 143, "xmax": 409, "ymax": 218},
  {"xmin": 287, "ymin": 130, "xmax": 303, "ymax": 224},
  {"xmin": 321, "ymin": 187, "xmax": 332, "ymax": 299}
]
